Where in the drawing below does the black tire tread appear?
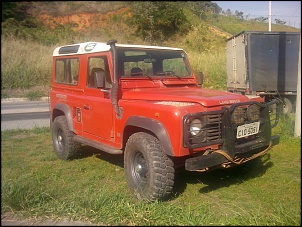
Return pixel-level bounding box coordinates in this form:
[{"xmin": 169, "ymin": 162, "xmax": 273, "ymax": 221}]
[
  {"xmin": 124, "ymin": 132, "xmax": 175, "ymax": 201},
  {"xmin": 52, "ymin": 116, "xmax": 80, "ymax": 160}
]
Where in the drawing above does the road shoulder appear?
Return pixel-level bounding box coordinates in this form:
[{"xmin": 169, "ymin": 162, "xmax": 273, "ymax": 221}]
[
  {"xmin": 1, "ymin": 212, "xmax": 95, "ymax": 226},
  {"xmin": 1, "ymin": 97, "xmax": 49, "ymax": 103}
]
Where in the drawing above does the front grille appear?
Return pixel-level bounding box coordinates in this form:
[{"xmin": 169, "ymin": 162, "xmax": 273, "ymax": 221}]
[
  {"xmin": 183, "ymin": 111, "xmax": 224, "ymax": 148},
  {"xmin": 183, "ymin": 101, "xmax": 275, "ymax": 151},
  {"xmin": 205, "ymin": 114, "xmax": 222, "ymax": 141}
]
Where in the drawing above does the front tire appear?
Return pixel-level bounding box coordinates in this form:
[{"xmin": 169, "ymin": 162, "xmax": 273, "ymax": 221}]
[
  {"xmin": 124, "ymin": 132, "xmax": 175, "ymax": 201},
  {"xmin": 52, "ymin": 116, "xmax": 81, "ymax": 160}
]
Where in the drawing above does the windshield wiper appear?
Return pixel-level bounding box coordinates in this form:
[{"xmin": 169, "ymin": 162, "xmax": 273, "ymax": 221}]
[
  {"xmin": 156, "ymin": 71, "xmax": 182, "ymax": 79},
  {"xmin": 144, "ymin": 74, "xmax": 154, "ymax": 80}
]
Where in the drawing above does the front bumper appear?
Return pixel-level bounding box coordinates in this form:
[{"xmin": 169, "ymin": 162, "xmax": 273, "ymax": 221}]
[
  {"xmin": 185, "ymin": 135, "xmax": 279, "ymax": 171},
  {"xmin": 183, "ymin": 100, "xmax": 280, "ymax": 172}
]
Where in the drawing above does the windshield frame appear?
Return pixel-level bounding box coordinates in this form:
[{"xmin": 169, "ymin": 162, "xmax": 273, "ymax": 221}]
[{"xmin": 116, "ymin": 47, "xmax": 193, "ymax": 79}]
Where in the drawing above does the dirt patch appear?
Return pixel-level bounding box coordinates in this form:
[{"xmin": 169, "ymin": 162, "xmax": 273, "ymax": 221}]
[
  {"xmin": 209, "ymin": 26, "xmax": 232, "ymax": 39},
  {"xmin": 1, "ymin": 212, "xmax": 96, "ymax": 226},
  {"xmin": 37, "ymin": 8, "xmax": 129, "ymax": 31}
]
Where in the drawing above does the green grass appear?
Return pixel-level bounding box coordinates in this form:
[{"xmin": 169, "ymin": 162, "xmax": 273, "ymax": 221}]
[
  {"xmin": 1, "ymin": 37, "xmax": 54, "ymax": 90},
  {"xmin": 208, "ymin": 13, "xmax": 300, "ymax": 35},
  {"xmin": 25, "ymin": 89, "xmax": 47, "ymax": 101},
  {"xmin": 1, "ymin": 116, "xmax": 300, "ymax": 226}
]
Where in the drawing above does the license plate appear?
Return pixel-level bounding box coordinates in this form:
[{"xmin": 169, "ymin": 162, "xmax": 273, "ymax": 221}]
[{"xmin": 236, "ymin": 121, "xmax": 260, "ymax": 139}]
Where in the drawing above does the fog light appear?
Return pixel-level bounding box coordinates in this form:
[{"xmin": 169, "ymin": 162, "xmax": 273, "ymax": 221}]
[
  {"xmin": 231, "ymin": 106, "xmax": 245, "ymax": 124},
  {"xmin": 246, "ymin": 104, "xmax": 260, "ymax": 121}
]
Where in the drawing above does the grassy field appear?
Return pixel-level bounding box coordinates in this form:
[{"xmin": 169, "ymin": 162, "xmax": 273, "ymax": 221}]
[
  {"xmin": 1, "ymin": 33, "xmax": 227, "ymax": 99},
  {"xmin": 1, "ymin": 114, "xmax": 300, "ymax": 226}
]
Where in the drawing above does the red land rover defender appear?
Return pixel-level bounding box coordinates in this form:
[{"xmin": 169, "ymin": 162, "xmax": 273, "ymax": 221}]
[{"xmin": 50, "ymin": 40, "xmax": 280, "ymax": 201}]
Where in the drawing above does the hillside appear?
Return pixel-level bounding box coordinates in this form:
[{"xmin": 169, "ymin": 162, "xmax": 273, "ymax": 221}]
[
  {"xmin": 29, "ymin": 2, "xmax": 299, "ymax": 54},
  {"xmin": 3, "ymin": 1, "xmax": 299, "ymax": 48},
  {"xmin": 1, "ymin": 1, "xmax": 300, "ymax": 98},
  {"xmin": 30, "ymin": 2, "xmax": 299, "ymax": 38}
]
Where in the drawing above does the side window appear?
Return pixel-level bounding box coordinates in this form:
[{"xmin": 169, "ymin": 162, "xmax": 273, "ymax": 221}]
[
  {"xmin": 87, "ymin": 56, "xmax": 111, "ymax": 88},
  {"xmin": 55, "ymin": 58, "xmax": 79, "ymax": 85}
]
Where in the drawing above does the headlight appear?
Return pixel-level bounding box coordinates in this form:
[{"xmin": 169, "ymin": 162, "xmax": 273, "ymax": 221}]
[
  {"xmin": 189, "ymin": 119, "xmax": 202, "ymax": 136},
  {"xmin": 246, "ymin": 104, "xmax": 260, "ymax": 121}
]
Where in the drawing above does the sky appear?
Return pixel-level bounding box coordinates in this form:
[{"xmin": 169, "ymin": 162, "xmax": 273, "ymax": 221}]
[{"xmin": 212, "ymin": 1, "xmax": 301, "ymax": 29}]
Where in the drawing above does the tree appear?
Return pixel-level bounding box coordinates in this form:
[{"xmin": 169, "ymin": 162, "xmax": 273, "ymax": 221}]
[
  {"xmin": 2, "ymin": 2, "xmax": 32, "ymax": 22},
  {"xmin": 275, "ymin": 18, "xmax": 286, "ymax": 25},
  {"xmin": 129, "ymin": 1, "xmax": 191, "ymax": 44},
  {"xmin": 235, "ymin": 10, "xmax": 244, "ymax": 20},
  {"xmin": 183, "ymin": 1, "xmax": 221, "ymax": 15},
  {"xmin": 226, "ymin": 9, "xmax": 232, "ymax": 16},
  {"xmin": 254, "ymin": 16, "xmax": 268, "ymax": 22}
]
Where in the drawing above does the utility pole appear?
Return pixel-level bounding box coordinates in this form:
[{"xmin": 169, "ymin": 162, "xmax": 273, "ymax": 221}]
[
  {"xmin": 268, "ymin": 1, "xmax": 272, "ymax": 31},
  {"xmin": 294, "ymin": 32, "xmax": 301, "ymax": 137}
]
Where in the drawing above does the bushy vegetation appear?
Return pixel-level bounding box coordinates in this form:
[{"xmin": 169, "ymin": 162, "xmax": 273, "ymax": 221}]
[
  {"xmin": 128, "ymin": 2, "xmax": 191, "ymax": 44},
  {"xmin": 1, "ymin": 17, "xmax": 80, "ymax": 46}
]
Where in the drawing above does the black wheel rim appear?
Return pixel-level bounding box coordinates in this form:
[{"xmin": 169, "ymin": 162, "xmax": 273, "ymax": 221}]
[{"xmin": 131, "ymin": 150, "xmax": 148, "ymax": 189}]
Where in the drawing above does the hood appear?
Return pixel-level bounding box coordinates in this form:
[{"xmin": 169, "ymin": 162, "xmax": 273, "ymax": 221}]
[{"xmin": 122, "ymin": 87, "xmax": 251, "ymax": 107}]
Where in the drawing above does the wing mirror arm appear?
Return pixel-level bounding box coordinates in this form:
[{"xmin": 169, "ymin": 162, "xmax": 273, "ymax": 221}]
[
  {"xmin": 197, "ymin": 72, "xmax": 204, "ymax": 86},
  {"xmin": 100, "ymin": 89, "xmax": 110, "ymax": 93}
]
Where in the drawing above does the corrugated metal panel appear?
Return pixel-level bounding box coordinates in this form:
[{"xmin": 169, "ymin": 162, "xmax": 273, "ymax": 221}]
[
  {"xmin": 226, "ymin": 32, "xmax": 248, "ymax": 92},
  {"xmin": 226, "ymin": 31, "xmax": 299, "ymax": 93}
]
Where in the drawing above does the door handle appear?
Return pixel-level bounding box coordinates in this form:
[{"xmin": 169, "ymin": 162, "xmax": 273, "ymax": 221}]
[{"xmin": 83, "ymin": 105, "xmax": 90, "ymax": 110}]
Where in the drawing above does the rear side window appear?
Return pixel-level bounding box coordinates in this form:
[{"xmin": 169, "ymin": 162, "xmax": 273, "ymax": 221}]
[{"xmin": 55, "ymin": 58, "xmax": 80, "ymax": 85}]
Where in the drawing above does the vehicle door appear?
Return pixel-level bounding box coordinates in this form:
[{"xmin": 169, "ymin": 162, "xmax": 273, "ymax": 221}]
[{"xmin": 82, "ymin": 54, "xmax": 114, "ymax": 141}]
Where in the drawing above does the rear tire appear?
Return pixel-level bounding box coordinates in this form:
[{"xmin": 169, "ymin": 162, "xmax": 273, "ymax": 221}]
[
  {"xmin": 124, "ymin": 132, "xmax": 175, "ymax": 201},
  {"xmin": 282, "ymin": 97, "xmax": 293, "ymax": 114},
  {"xmin": 52, "ymin": 116, "xmax": 81, "ymax": 160}
]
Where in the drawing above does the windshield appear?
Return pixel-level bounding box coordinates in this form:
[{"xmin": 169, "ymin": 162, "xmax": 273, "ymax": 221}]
[{"xmin": 116, "ymin": 47, "xmax": 192, "ymax": 79}]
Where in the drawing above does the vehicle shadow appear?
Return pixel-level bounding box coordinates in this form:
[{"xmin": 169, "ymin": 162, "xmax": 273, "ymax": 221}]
[
  {"xmin": 171, "ymin": 154, "xmax": 273, "ymax": 199},
  {"xmin": 76, "ymin": 145, "xmax": 124, "ymax": 168},
  {"xmin": 76, "ymin": 145, "xmax": 274, "ymax": 201}
]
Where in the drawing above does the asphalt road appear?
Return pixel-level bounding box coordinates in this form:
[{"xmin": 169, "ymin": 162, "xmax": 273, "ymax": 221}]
[{"xmin": 1, "ymin": 99, "xmax": 50, "ymax": 131}]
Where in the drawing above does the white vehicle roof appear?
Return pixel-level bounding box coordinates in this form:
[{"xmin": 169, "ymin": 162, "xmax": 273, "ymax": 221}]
[{"xmin": 53, "ymin": 42, "xmax": 184, "ymax": 56}]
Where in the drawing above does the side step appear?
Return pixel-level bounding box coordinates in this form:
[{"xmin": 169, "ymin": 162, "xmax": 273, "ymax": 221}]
[{"xmin": 74, "ymin": 135, "xmax": 123, "ymax": 155}]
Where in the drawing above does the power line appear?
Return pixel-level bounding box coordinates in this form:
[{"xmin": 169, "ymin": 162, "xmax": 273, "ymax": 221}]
[{"xmin": 291, "ymin": 2, "xmax": 301, "ymax": 17}]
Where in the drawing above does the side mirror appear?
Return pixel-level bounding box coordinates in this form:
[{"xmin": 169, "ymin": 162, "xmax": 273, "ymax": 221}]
[
  {"xmin": 197, "ymin": 72, "xmax": 204, "ymax": 86},
  {"xmin": 94, "ymin": 71, "xmax": 106, "ymax": 88}
]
